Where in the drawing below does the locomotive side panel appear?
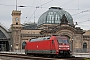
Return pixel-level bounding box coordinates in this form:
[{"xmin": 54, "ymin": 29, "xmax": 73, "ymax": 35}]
[{"xmin": 25, "ymin": 40, "xmax": 57, "ymax": 54}]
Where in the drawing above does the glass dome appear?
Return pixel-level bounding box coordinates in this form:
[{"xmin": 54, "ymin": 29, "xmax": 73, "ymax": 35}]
[{"xmin": 38, "ymin": 7, "xmax": 73, "ymax": 26}]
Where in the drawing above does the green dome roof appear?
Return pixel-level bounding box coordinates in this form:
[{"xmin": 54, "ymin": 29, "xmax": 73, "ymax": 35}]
[{"xmin": 38, "ymin": 7, "xmax": 73, "ymax": 26}]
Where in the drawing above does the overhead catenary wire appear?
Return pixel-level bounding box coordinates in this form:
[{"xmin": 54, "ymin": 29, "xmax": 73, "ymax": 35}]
[
  {"xmin": 26, "ymin": 0, "xmax": 54, "ymax": 22},
  {"xmin": 0, "ymin": 3, "xmax": 15, "ymax": 6},
  {"xmin": 72, "ymin": 9, "xmax": 90, "ymax": 16},
  {"xmin": 24, "ymin": 0, "xmax": 36, "ymax": 23},
  {"xmin": 78, "ymin": 20, "xmax": 90, "ymax": 23},
  {"xmin": 39, "ymin": 0, "xmax": 54, "ymax": 7},
  {"xmin": 75, "ymin": 20, "xmax": 90, "ymax": 25},
  {"xmin": 0, "ymin": 0, "xmax": 54, "ymax": 24},
  {"xmin": 18, "ymin": 0, "xmax": 54, "ymax": 8},
  {"xmin": 27, "ymin": 0, "xmax": 82, "ymax": 23},
  {"xmin": 27, "ymin": 0, "xmax": 90, "ymax": 26},
  {"xmin": 1, "ymin": 0, "xmax": 90, "ymax": 30},
  {"xmin": 60, "ymin": 0, "xmax": 75, "ymax": 7},
  {"xmin": 28, "ymin": 8, "xmax": 37, "ymax": 22}
]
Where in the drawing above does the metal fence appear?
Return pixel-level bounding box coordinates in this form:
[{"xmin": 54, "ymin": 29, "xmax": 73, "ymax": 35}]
[{"xmin": 74, "ymin": 48, "xmax": 90, "ymax": 53}]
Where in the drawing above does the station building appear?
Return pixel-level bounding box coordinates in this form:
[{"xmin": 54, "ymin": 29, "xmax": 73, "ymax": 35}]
[{"xmin": 0, "ymin": 7, "xmax": 90, "ymax": 53}]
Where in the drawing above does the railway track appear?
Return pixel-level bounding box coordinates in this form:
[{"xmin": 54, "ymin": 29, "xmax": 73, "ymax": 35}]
[{"xmin": 0, "ymin": 53, "xmax": 85, "ymax": 60}]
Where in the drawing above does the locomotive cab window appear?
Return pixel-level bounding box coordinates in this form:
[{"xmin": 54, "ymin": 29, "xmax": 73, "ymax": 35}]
[{"xmin": 57, "ymin": 39, "xmax": 68, "ymax": 44}]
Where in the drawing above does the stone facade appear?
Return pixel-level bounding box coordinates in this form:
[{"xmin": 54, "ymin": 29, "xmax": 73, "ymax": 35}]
[
  {"xmin": 9, "ymin": 9, "xmax": 90, "ymax": 53},
  {"xmin": 11, "ymin": 10, "xmax": 22, "ymax": 51},
  {"xmin": 0, "ymin": 8, "xmax": 90, "ymax": 52}
]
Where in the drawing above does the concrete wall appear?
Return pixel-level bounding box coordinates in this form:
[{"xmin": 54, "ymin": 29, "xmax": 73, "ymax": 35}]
[{"xmin": 73, "ymin": 53, "xmax": 90, "ymax": 58}]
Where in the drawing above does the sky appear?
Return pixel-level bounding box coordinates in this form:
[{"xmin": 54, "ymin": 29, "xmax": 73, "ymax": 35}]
[{"xmin": 0, "ymin": 0, "xmax": 90, "ymax": 30}]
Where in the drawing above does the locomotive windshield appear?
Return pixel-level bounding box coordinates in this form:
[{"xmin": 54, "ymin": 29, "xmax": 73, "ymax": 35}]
[{"xmin": 58, "ymin": 39, "xmax": 68, "ymax": 44}]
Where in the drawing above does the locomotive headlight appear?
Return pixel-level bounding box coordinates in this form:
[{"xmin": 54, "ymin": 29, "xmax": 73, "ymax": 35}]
[
  {"xmin": 59, "ymin": 48, "xmax": 61, "ymax": 49},
  {"xmin": 67, "ymin": 48, "xmax": 70, "ymax": 49}
]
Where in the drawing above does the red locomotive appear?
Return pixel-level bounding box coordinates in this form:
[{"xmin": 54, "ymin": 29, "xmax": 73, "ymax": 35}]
[{"xmin": 25, "ymin": 36, "xmax": 72, "ymax": 57}]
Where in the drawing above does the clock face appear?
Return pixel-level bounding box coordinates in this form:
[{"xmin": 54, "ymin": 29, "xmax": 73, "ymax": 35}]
[{"xmin": 15, "ymin": 17, "xmax": 19, "ymax": 22}]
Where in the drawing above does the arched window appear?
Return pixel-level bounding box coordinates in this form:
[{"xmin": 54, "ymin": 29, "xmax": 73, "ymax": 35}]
[
  {"xmin": 83, "ymin": 42, "xmax": 87, "ymax": 52},
  {"xmin": 83, "ymin": 42, "xmax": 87, "ymax": 48},
  {"xmin": 22, "ymin": 41, "xmax": 26, "ymax": 49}
]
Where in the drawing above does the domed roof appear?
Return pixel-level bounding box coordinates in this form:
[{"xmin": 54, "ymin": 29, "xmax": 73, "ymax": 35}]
[{"xmin": 38, "ymin": 7, "xmax": 74, "ymax": 26}]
